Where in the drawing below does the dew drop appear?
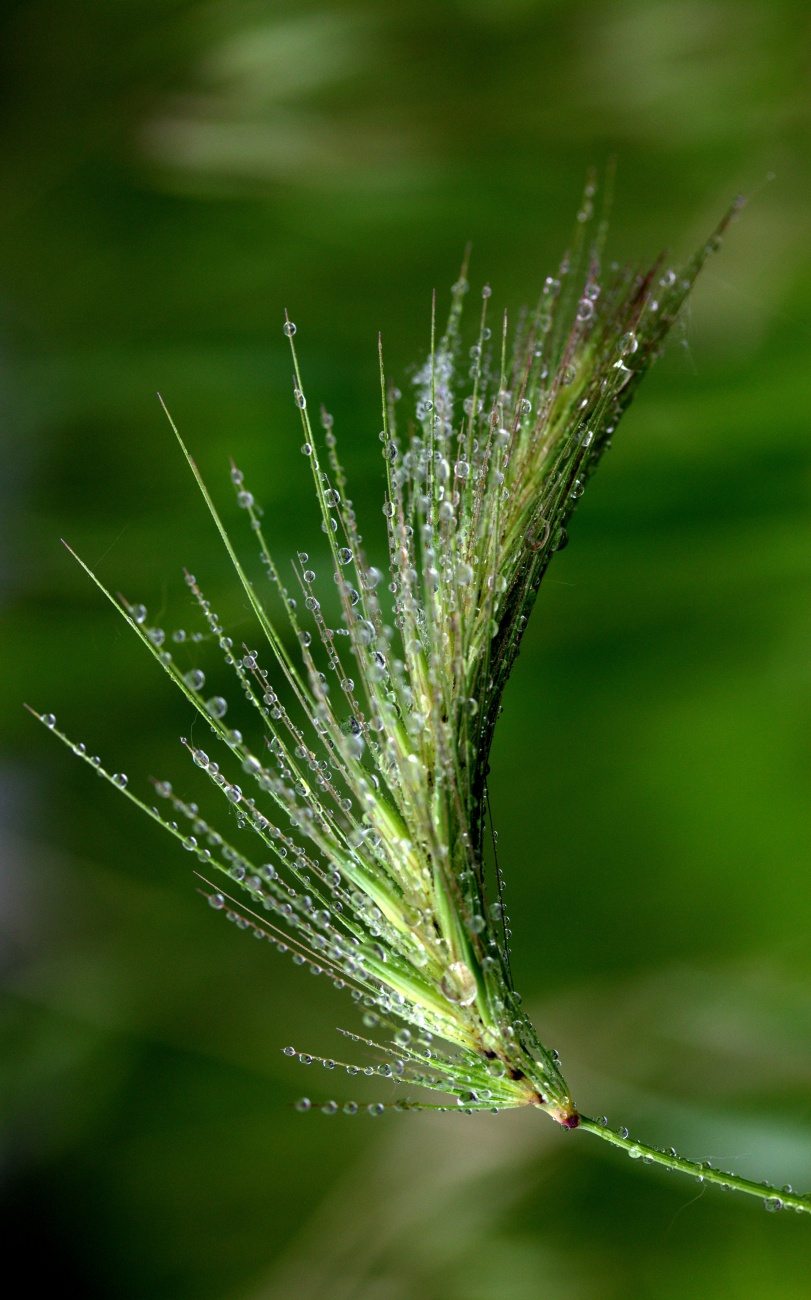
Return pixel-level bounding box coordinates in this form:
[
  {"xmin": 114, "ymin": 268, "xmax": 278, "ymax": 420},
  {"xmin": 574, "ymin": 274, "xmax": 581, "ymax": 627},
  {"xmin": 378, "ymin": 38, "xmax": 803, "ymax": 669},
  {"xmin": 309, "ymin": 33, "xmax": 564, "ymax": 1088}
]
[
  {"xmin": 132, "ymin": 604, "xmax": 147, "ymax": 624},
  {"xmin": 367, "ymin": 1102, "xmax": 384, "ymax": 1117},
  {"xmin": 454, "ymin": 460, "xmax": 470, "ymax": 479},
  {"xmin": 43, "ymin": 713, "xmax": 56, "ymax": 728},
  {"xmin": 441, "ymin": 960, "xmax": 477, "ymax": 1006},
  {"xmin": 205, "ymin": 696, "xmax": 228, "ymax": 719},
  {"xmin": 294, "ymin": 1098, "xmax": 311, "ymax": 1112},
  {"xmin": 112, "ymin": 773, "xmax": 128, "ymax": 789},
  {"xmin": 237, "ymin": 490, "xmax": 254, "ymax": 509},
  {"xmin": 283, "ymin": 320, "xmax": 297, "ymax": 337},
  {"xmin": 184, "ymin": 669, "xmax": 205, "ymax": 691}
]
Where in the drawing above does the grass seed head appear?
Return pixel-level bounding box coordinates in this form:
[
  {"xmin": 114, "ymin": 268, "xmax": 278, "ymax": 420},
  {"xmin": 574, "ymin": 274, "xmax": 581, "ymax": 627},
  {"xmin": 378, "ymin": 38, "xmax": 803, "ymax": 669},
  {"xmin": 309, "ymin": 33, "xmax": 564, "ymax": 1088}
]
[{"xmin": 35, "ymin": 192, "xmax": 746, "ymax": 1135}]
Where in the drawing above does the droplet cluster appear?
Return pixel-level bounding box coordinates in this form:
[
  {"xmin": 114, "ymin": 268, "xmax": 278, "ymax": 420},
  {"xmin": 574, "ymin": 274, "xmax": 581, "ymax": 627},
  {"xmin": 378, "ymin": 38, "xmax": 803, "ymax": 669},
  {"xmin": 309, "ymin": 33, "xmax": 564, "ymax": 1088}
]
[{"xmin": 36, "ymin": 188, "xmax": 738, "ymax": 1125}]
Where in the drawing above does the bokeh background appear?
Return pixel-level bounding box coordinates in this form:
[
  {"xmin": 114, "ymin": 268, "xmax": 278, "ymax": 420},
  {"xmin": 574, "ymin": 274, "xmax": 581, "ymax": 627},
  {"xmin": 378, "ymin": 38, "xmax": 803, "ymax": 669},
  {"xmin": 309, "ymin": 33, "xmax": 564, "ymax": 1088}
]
[{"xmin": 2, "ymin": 1, "xmax": 811, "ymax": 1294}]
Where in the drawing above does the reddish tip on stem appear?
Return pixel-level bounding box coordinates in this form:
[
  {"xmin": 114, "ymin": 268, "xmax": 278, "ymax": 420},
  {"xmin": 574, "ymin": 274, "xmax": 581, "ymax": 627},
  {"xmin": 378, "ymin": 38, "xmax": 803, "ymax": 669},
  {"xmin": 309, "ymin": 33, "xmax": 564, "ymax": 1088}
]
[{"xmin": 546, "ymin": 1103, "xmax": 581, "ymax": 1128}]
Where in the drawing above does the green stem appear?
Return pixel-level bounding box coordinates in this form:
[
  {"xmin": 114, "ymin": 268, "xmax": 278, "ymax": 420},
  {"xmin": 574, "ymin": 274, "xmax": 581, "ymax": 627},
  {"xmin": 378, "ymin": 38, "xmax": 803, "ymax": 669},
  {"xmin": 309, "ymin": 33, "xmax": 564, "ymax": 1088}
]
[{"xmin": 577, "ymin": 1116, "xmax": 811, "ymax": 1215}]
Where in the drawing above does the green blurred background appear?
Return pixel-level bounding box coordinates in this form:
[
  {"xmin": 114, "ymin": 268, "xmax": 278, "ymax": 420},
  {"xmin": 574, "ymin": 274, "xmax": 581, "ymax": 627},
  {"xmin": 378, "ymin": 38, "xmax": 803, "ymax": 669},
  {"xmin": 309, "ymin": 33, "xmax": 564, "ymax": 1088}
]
[{"xmin": 2, "ymin": 0, "xmax": 811, "ymax": 1294}]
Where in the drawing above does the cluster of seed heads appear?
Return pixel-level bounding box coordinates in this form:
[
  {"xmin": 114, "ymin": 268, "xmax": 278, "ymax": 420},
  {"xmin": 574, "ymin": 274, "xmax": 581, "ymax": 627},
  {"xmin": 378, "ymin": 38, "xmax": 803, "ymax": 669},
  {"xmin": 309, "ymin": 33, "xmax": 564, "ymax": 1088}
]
[{"xmin": 31, "ymin": 189, "xmax": 811, "ymax": 1212}]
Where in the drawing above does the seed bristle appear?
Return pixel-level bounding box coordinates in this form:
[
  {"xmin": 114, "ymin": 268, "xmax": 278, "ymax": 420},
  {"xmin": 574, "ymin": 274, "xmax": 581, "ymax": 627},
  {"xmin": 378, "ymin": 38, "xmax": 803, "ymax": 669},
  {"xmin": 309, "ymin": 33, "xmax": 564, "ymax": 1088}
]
[{"xmin": 38, "ymin": 194, "xmax": 768, "ymax": 1159}]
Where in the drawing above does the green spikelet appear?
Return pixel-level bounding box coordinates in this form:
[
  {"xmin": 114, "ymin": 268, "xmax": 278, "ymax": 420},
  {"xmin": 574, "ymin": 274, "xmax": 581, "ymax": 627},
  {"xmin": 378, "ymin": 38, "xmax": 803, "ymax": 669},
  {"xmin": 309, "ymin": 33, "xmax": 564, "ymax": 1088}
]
[{"xmin": 31, "ymin": 190, "xmax": 811, "ymax": 1213}]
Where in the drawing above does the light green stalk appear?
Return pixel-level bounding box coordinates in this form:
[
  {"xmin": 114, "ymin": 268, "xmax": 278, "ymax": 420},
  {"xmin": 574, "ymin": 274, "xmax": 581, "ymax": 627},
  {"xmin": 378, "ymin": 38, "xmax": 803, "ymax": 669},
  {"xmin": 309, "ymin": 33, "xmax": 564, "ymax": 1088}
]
[{"xmin": 30, "ymin": 186, "xmax": 810, "ymax": 1214}]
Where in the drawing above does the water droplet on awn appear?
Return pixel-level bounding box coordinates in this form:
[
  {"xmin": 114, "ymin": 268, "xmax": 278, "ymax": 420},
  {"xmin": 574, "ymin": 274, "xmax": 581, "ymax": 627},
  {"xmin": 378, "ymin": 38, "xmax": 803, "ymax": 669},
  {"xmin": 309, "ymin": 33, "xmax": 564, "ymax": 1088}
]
[{"xmin": 441, "ymin": 961, "xmax": 477, "ymax": 1006}]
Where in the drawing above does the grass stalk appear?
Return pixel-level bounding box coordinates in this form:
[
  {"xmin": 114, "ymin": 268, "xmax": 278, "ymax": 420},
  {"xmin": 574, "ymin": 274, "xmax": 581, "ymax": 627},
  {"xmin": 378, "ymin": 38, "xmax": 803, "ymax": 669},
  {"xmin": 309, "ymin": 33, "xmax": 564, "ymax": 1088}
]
[
  {"xmin": 31, "ymin": 181, "xmax": 810, "ymax": 1216},
  {"xmin": 578, "ymin": 1118, "xmax": 810, "ymax": 1214}
]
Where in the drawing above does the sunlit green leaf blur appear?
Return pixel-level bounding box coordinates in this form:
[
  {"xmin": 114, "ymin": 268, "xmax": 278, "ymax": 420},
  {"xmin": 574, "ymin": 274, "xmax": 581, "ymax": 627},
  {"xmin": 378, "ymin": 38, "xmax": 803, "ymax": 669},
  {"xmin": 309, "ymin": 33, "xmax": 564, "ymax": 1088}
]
[{"xmin": 2, "ymin": 1, "xmax": 811, "ymax": 1295}]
